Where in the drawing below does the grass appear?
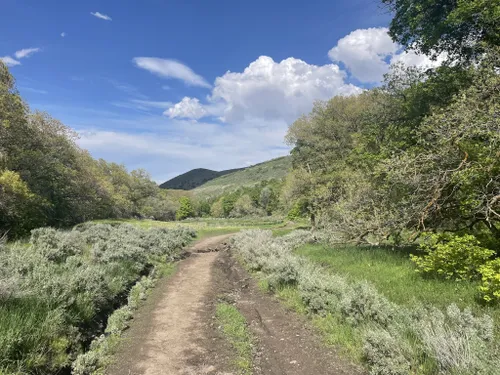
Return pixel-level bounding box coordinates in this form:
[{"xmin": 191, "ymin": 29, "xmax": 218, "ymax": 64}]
[
  {"xmin": 215, "ymin": 303, "xmax": 253, "ymax": 375},
  {"xmin": 295, "ymin": 243, "xmax": 500, "ymax": 323},
  {"xmin": 93, "ymin": 217, "xmax": 305, "ymax": 240}
]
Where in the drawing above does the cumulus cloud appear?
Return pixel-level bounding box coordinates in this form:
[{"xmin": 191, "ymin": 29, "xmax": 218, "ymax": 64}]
[
  {"xmin": 0, "ymin": 56, "xmax": 21, "ymax": 67},
  {"xmin": 167, "ymin": 56, "xmax": 362, "ymax": 122},
  {"xmin": 91, "ymin": 12, "xmax": 112, "ymax": 21},
  {"xmin": 391, "ymin": 50, "xmax": 447, "ymax": 70},
  {"xmin": 328, "ymin": 27, "xmax": 447, "ymax": 83},
  {"xmin": 165, "ymin": 97, "xmax": 207, "ymax": 119},
  {"xmin": 133, "ymin": 57, "xmax": 211, "ymax": 88},
  {"xmin": 328, "ymin": 28, "xmax": 397, "ymax": 83},
  {"xmin": 15, "ymin": 48, "xmax": 41, "ymax": 59}
]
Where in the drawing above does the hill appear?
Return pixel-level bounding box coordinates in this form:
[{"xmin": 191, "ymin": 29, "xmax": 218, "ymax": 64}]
[
  {"xmin": 193, "ymin": 156, "xmax": 291, "ymax": 197},
  {"xmin": 159, "ymin": 167, "xmax": 245, "ymax": 190}
]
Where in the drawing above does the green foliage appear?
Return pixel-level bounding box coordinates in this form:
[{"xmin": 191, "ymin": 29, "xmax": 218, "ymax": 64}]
[
  {"xmin": 479, "ymin": 259, "xmax": 500, "ymax": 303},
  {"xmin": 176, "ymin": 196, "xmax": 194, "ymax": 220},
  {"xmin": 0, "ymin": 223, "xmax": 194, "ymax": 374},
  {"xmin": 381, "ymin": 0, "xmax": 500, "ymax": 60},
  {"xmin": 233, "ymin": 230, "xmax": 499, "ymax": 375},
  {"xmin": 0, "ymin": 62, "xmax": 183, "ymax": 238},
  {"xmin": 286, "ymin": 200, "xmax": 307, "ymax": 221},
  {"xmin": 411, "ymin": 234, "xmax": 495, "ymax": 281}
]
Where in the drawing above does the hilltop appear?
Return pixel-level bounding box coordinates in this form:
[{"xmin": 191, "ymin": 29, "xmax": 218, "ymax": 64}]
[
  {"xmin": 193, "ymin": 156, "xmax": 291, "ymax": 197},
  {"xmin": 159, "ymin": 167, "xmax": 244, "ymax": 190}
]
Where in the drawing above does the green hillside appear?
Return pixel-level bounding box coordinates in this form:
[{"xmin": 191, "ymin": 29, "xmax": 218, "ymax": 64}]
[
  {"xmin": 193, "ymin": 156, "xmax": 291, "ymax": 197},
  {"xmin": 159, "ymin": 167, "xmax": 244, "ymax": 190}
]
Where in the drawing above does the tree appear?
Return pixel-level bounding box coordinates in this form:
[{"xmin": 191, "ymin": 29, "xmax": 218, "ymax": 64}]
[
  {"xmin": 210, "ymin": 198, "xmax": 225, "ymax": 218},
  {"xmin": 176, "ymin": 196, "xmax": 194, "ymax": 220},
  {"xmin": 231, "ymin": 194, "xmax": 261, "ymax": 217},
  {"xmin": 382, "ymin": 0, "xmax": 500, "ymax": 60}
]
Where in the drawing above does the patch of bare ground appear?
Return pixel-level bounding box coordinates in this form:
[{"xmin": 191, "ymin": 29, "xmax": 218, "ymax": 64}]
[{"xmin": 106, "ymin": 234, "xmax": 364, "ymax": 375}]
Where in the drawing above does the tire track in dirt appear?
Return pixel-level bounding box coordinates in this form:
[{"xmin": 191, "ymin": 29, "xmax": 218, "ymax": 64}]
[
  {"xmin": 214, "ymin": 250, "xmax": 365, "ymax": 375},
  {"xmin": 107, "ymin": 234, "xmax": 364, "ymax": 375}
]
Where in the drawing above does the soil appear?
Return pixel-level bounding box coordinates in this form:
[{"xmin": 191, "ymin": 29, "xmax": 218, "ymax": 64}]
[{"xmin": 106, "ymin": 234, "xmax": 365, "ymax": 375}]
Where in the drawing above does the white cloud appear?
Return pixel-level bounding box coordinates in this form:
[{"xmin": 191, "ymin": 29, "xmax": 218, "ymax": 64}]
[
  {"xmin": 328, "ymin": 27, "xmax": 446, "ymax": 83},
  {"xmin": 167, "ymin": 55, "xmax": 362, "ymax": 122},
  {"xmin": 91, "ymin": 12, "xmax": 112, "ymax": 21},
  {"xmin": 133, "ymin": 57, "xmax": 211, "ymax": 88},
  {"xmin": 391, "ymin": 50, "xmax": 447, "ymax": 70},
  {"xmin": 15, "ymin": 47, "xmax": 41, "ymax": 59},
  {"xmin": 328, "ymin": 28, "xmax": 397, "ymax": 83},
  {"xmin": 61, "ymin": 32, "xmax": 66, "ymax": 37},
  {"xmin": 76, "ymin": 116, "xmax": 290, "ymax": 182},
  {"xmin": 0, "ymin": 56, "xmax": 20, "ymax": 67},
  {"xmin": 165, "ymin": 97, "xmax": 207, "ymax": 119}
]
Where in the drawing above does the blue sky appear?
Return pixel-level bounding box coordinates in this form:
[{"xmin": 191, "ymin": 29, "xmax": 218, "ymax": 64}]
[{"xmin": 1, "ymin": 0, "xmax": 440, "ymax": 183}]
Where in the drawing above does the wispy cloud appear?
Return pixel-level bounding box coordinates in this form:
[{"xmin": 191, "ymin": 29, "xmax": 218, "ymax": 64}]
[
  {"xmin": 19, "ymin": 86, "xmax": 48, "ymax": 95},
  {"xmin": 61, "ymin": 32, "xmax": 66, "ymax": 37},
  {"xmin": 133, "ymin": 57, "xmax": 211, "ymax": 88},
  {"xmin": 131, "ymin": 100, "xmax": 173, "ymax": 109},
  {"xmin": 91, "ymin": 11, "xmax": 112, "ymax": 21},
  {"xmin": 0, "ymin": 56, "xmax": 21, "ymax": 67},
  {"xmin": 111, "ymin": 100, "xmax": 173, "ymax": 112},
  {"xmin": 108, "ymin": 79, "xmax": 148, "ymax": 99},
  {"xmin": 15, "ymin": 47, "xmax": 41, "ymax": 59}
]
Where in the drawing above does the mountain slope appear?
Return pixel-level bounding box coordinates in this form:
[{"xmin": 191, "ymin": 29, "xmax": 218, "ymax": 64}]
[
  {"xmin": 159, "ymin": 167, "xmax": 244, "ymax": 190},
  {"xmin": 193, "ymin": 156, "xmax": 291, "ymax": 196}
]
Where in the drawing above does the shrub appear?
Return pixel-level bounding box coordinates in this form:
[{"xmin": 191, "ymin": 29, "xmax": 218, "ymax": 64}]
[
  {"xmin": 363, "ymin": 328, "xmax": 411, "ymax": 375},
  {"xmin": 232, "ymin": 229, "xmax": 498, "ymax": 375},
  {"xmin": 0, "ymin": 223, "xmax": 194, "ymax": 374},
  {"xmin": 341, "ymin": 281, "xmax": 395, "ymax": 327},
  {"xmin": 410, "ymin": 234, "xmax": 495, "ymax": 281},
  {"xmin": 478, "ymin": 258, "xmax": 500, "ymax": 303}
]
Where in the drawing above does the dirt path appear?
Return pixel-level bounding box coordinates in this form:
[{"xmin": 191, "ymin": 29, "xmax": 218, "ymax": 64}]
[
  {"xmin": 106, "ymin": 235, "xmax": 234, "ymax": 375},
  {"xmin": 107, "ymin": 234, "xmax": 364, "ymax": 375}
]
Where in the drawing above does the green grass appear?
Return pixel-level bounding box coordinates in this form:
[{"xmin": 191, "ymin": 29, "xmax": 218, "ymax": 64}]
[
  {"xmin": 296, "ymin": 243, "xmax": 500, "ymax": 323},
  {"xmin": 94, "ymin": 217, "xmax": 303, "ymax": 240},
  {"xmin": 215, "ymin": 303, "xmax": 253, "ymax": 375}
]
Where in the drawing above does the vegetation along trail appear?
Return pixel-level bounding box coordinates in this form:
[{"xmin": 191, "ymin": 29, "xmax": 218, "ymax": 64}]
[{"xmin": 106, "ymin": 233, "xmax": 362, "ymax": 375}]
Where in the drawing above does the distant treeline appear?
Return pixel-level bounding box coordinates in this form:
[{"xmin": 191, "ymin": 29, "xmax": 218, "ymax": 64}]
[{"xmin": 0, "ymin": 65, "xmax": 181, "ymax": 237}]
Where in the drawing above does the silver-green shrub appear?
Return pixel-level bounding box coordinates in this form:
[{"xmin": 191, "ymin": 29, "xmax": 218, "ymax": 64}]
[
  {"xmin": 232, "ymin": 229, "xmax": 498, "ymax": 375},
  {"xmin": 1, "ymin": 223, "xmax": 195, "ymax": 374}
]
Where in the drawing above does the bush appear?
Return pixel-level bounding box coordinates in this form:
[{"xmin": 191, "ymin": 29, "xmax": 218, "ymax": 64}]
[
  {"xmin": 0, "ymin": 223, "xmax": 194, "ymax": 374},
  {"xmin": 363, "ymin": 328, "xmax": 411, "ymax": 375},
  {"xmin": 410, "ymin": 234, "xmax": 495, "ymax": 281},
  {"xmin": 232, "ymin": 229, "xmax": 498, "ymax": 375},
  {"xmin": 478, "ymin": 258, "xmax": 500, "ymax": 303}
]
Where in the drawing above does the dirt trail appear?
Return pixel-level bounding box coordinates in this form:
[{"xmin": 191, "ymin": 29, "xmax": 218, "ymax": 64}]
[
  {"xmin": 107, "ymin": 234, "xmax": 364, "ymax": 375},
  {"xmin": 106, "ymin": 235, "xmax": 233, "ymax": 375}
]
